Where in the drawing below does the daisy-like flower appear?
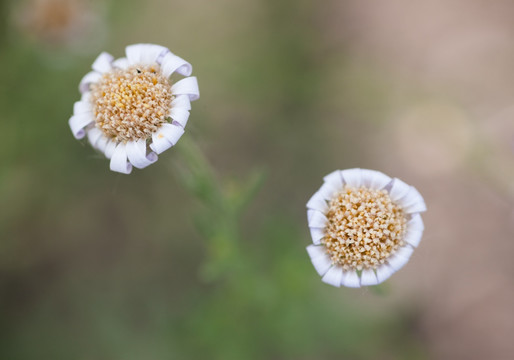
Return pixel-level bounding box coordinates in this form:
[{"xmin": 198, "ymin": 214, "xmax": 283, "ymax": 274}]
[
  {"xmin": 69, "ymin": 43, "xmax": 199, "ymax": 174},
  {"xmin": 306, "ymin": 168, "xmax": 426, "ymax": 288}
]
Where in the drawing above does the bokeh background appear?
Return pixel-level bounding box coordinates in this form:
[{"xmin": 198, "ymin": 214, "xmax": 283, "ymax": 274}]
[{"xmin": 1, "ymin": 0, "xmax": 514, "ymax": 359}]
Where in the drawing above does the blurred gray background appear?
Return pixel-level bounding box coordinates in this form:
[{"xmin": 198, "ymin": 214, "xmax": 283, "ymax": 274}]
[{"xmin": 1, "ymin": 0, "xmax": 514, "ymax": 359}]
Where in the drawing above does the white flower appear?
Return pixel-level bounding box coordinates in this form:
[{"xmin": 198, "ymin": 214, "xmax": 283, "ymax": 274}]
[
  {"xmin": 306, "ymin": 168, "xmax": 426, "ymax": 288},
  {"xmin": 69, "ymin": 44, "xmax": 199, "ymax": 174}
]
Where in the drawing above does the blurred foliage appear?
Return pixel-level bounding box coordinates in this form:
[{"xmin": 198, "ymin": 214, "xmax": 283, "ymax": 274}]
[{"xmin": 0, "ymin": 0, "xmax": 432, "ymax": 359}]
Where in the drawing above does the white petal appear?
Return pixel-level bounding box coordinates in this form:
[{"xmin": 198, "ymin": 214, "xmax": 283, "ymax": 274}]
[
  {"xmin": 126, "ymin": 44, "xmax": 168, "ymax": 65},
  {"xmin": 404, "ymin": 228, "xmax": 423, "ymax": 248},
  {"xmin": 360, "ymin": 268, "xmax": 379, "ymax": 286},
  {"xmin": 308, "ymin": 211, "xmax": 327, "ymax": 228},
  {"xmin": 322, "ymin": 266, "xmax": 344, "ymax": 287},
  {"xmin": 400, "ymin": 187, "xmax": 427, "ymax": 213},
  {"xmin": 375, "ymin": 264, "xmax": 395, "ymax": 284},
  {"xmin": 307, "ymin": 209, "xmax": 315, "ymax": 222},
  {"xmin": 161, "ymin": 52, "xmax": 192, "ymax": 77},
  {"xmin": 125, "ymin": 44, "xmax": 146, "ymax": 64},
  {"xmin": 404, "ymin": 214, "xmax": 424, "ymax": 247},
  {"xmin": 360, "ymin": 169, "xmax": 376, "ymax": 188},
  {"xmin": 323, "ymin": 170, "xmax": 343, "ymax": 189},
  {"xmin": 126, "ymin": 139, "xmax": 158, "ymax": 169},
  {"xmin": 169, "ymin": 107, "xmax": 190, "ymax": 127},
  {"xmin": 388, "ymin": 178, "xmax": 411, "ymax": 202},
  {"xmin": 317, "ymin": 181, "xmax": 339, "ymax": 201},
  {"xmin": 306, "ymin": 191, "xmax": 328, "ymax": 212},
  {"xmin": 161, "ymin": 122, "xmax": 185, "ymax": 143},
  {"xmin": 87, "ymin": 127, "xmax": 103, "ymax": 147},
  {"xmin": 407, "ymin": 213, "xmax": 425, "ymax": 232},
  {"xmin": 171, "ymin": 94, "xmax": 191, "ymax": 111},
  {"xmin": 69, "ymin": 114, "xmax": 94, "ymax": 139},
  {"xmin": 341, "ymin": 270, "xmax": 361, "ymax": 288},
  {"xmin": 92, "ymin": 52, "xmax": 114, "ymax": 73},
  {"xmin": 81, "ymin": 91, "xmax": 91, "ymax": 103},
  {"xmin": 306, "ymin": 244, "xmax": 326, "ymax": 259},
  {"xmin": 110, "ymin": 143, "xmax": 132, "ymax": 174},
  {"xmin": 171, "ymin": 77, "xmax": 199, "ymax": 101},
  {"xmin": 387, "ymin": 254, "xmax": 410, "ymax": 272},
  {"xmin": 142, "ymin": 45, "xmax": 169, "ymax": 65},
  {"xmin": 149, "ymin": 123, "xmax": 185, "ymax": 154},
  {"xmin": 341, "ymin": 168, "xmax": 362, "ymax": 188},
  {"xmin": 150, "ymin": 131, "xmax": 173, "ymax": 154},
  {"xmin": 361, "ymin": 169, "xmax": 392, "ymax": 190},
  {"xmin": 309, "ymin": 227, "xmax": 325, "ymax": 245},
  {"xmin": 95, "ymin": 136, "xmax": 108, "ymax": 152},
  {"xmin": 104, "ymin": 140, "xmax": 117, "ymax": 159},
  {"xmin": 112, "ymin": 57, "xmax": 129, "ymax": 69},
  {"xmin": 160, "ymin": 123, "xmax": 185, "ymax": 144},
  {"xmin": 73, "ymin": 101, "xmax": 92, "ymax": 115},
  {"xmin": 79, "ymin": 71, "xmax": 102, "ymax": 94},
  {"xmin": 310, "ymin": 254, "xmax": 333, "ymax": 277},
  {"xmin": 306, "ymin": 245, "xmax": 332, "ymax": 276},
  {"xmin": 396, "ymin": 245, "xmax": 414, "ymax": 260}
]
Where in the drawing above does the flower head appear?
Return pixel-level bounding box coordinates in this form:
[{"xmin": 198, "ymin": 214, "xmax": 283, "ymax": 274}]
[
  {"xmin": 306, "ymin": 169, "xmax": 426, "ymax": 288},
  {"xmin": 69, "ymin": 44, "xmax": 199, "ymax": 174}
]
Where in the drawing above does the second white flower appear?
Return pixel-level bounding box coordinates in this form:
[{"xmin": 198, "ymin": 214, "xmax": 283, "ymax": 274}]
[{"xmin": 306, "ymin": 168, "xmax": 426, "ymax": 288}]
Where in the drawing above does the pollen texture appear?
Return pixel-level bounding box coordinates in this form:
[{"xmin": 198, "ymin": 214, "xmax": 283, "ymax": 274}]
[
  {"xmin": 323, "ymin": 187, "xmax": 407, "ymax": 270},
  {"xmin": 90, "ymin": 64, "xmax": 172, "ymax": 142}
]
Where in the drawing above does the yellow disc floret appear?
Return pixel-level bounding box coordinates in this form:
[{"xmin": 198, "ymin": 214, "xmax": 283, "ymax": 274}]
[
  {"xmin": 323, "ymin": 187, "xmax": 407, "ymax": 271},
  {"xmin": 90, "ymin": 64, "xmax": 173, "ymax": 142}
]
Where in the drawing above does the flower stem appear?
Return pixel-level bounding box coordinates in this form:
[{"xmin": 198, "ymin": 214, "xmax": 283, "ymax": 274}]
[{"xmin": 172, "ymin": 134, "xmax": 265, "ymax": 281}]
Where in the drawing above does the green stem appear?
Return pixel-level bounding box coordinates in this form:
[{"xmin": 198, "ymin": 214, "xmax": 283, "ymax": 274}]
[{"xmin": 172, "ymin": 134, "xmax": 263, "ymax": 281}]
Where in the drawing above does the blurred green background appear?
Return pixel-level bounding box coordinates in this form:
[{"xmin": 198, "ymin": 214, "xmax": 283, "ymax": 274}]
[{"xmin": 1, "ymin": 0, "xmax": 514, "ymax": 359}]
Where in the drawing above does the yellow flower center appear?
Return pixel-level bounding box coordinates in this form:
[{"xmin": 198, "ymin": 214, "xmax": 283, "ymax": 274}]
[
  {"xmin": 90, "ymin": 64, "xmax": 173, "ymax": 142},
  {"xmin": 323, "ymin": 187, "xmax": 407, "ymax": 270}
]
